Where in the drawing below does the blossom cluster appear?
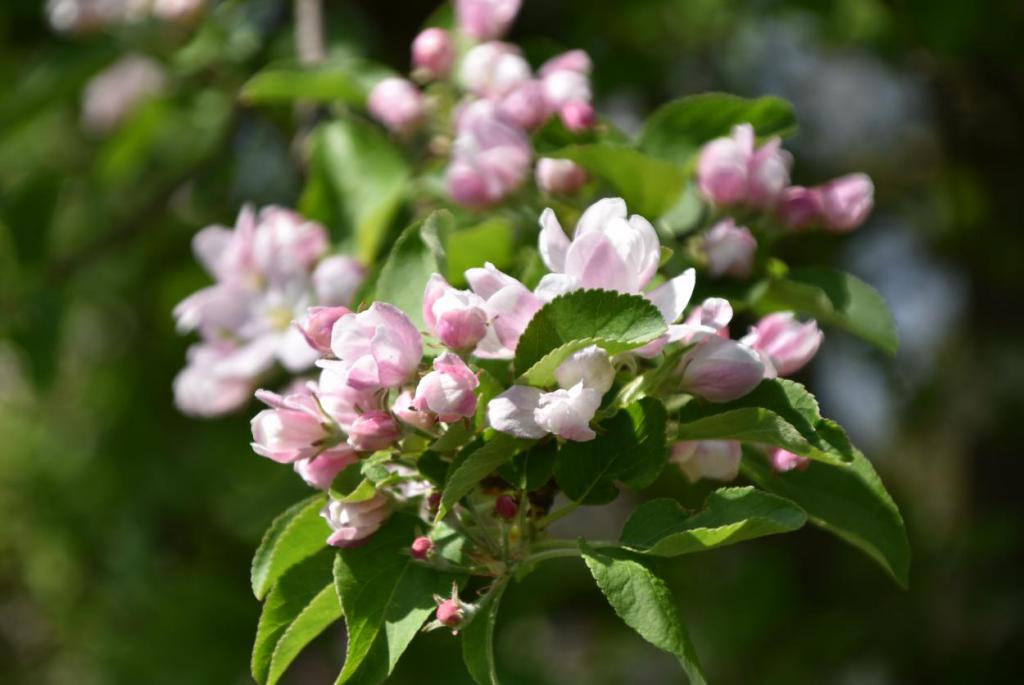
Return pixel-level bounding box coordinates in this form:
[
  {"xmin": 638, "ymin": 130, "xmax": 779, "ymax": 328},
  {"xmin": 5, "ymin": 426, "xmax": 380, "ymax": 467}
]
[
  {"xmin": 366, "ymin": 0, "xmax": 592, "ymax": 207},
  {"xmin": 46, "ymin": 0, "xmax": 206, "ymax": 33}
]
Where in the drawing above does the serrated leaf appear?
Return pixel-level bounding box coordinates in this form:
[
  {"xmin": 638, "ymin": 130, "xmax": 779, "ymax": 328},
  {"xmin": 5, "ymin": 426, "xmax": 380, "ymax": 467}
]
[
  {"xmin": 437, "ymin": 434, "xmax": 535, "ymax": 521},
  {"xmin": 676, "ymin": 407, "xmax": 830, "ymax": 463},
  {"xmin": 374, "ymin": 210, "xmax": 454, "ymax": 332},
  {"xmin": 754, "ymin": 267, "xmax": 899, "ymax": 355},
  {"xmin": 461, "ymin": 579, "xmax": 508, "ymax": 685},
  {"xmin": 639, "ymin": 93, "xmax": 796, "ymax": 164},
  {"xmin": 333, "ymin": 515, "xmax": 456, "ymax": 685},
  {"xmin": 514, "ymin": 289, "xmax": 667, "ymax": 386},
  {"xmin": 620, "ymin": 488, "xmax": 806, "ymax": 556},
  {"xmin": 252, "ymin": 549, "xmax": 340, "ymax": 685},
  {"xmin": 581, "ymin": 543, "xmax": 706, "ymax": 685},
  {"xmin": 743, "ymin": 447, "xmax": 910, "ymax": 587},
  {"xmin": 555, "ymin": 398, "xmax": 668, "ymax": 504},
  {"xmin": 251, "ymin": 495, "xmax": 327, "ymax": 600},
  {"xmin": 548, "ymin": 144, "xmax": 688, "ymax": 217}
]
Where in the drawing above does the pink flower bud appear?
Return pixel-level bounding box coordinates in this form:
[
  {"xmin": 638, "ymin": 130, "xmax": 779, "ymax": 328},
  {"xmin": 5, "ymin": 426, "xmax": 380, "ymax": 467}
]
[
  {"xmin": 697, "ymin": 124, "xmax": 791, "ymax": 208},
  {"xmin": 554, "ymin": 345, "xmax": 615, "ymax": 394},
  {"xmin": 410, "ymin": 536, "xmax": 434, "ymax": 559},
  {"xmin": 543, "ymin": 70, "xmax": 592, "ymax": 111},
  {"xmin": 559, "ymin": 101, "xmax": 596, "ymax": 132},
  {"xmin": 293, "ymin": 447, "xmax": 358, "ymax": 490},
  {"xmin": 447, "ymin": 101, "xmax": 532, "ymax": 208},
  {"xmin": 460, "ymin": 42, "xmax": 530, "ymax": 97},
  {"xmin": 456, "ymin": 0, "xmax": 521, "ymax": 40},
  {"xmin": 777, "ymin": 186, "xmax": 824, "ymax": 230},
  {"xmin": 819, "ymin": 173, "xmax": 874, "ymax": 232},
  {"xmin": 535, "ymin": 158, "xmax": 587, "ymax": 194},
  {"xmin": 671, "ymin": 441, "xmax": 742, "ymax": 482},
  {"xmin": 322, "ymin": 493, "xmax": 391, "ymax": 547},
  {"xmin": 312, "ymin": 255, "xmax": 366, "ymax": 307},
  {"xmin": 367, "ymin": 77, "xmax": 425, "ymax": 136},
  {"xmin": 413, "ymin": 352, "xmax": 480, "ymax": 423},
  {"xmin": 539, "ymin": 50, "xmax": 592, "ymax": 78},
  {"xmin": 498, "ymin": 80, "xmax": 550, "ymax": 130},
  {"xmin": 769, "ymin": 447, "xmax": 810, "ymax": 473},
  {"xmin": 392, "ymin": 390, "xmax": 438, "ymax": 432},
  {"xmin": 330, "ymin": 303, "xmax": 423, "ymax": 391},
  {"xmin": 347, "ymin": 411, "xmax": 401, "ymax": 452},
  {"xmin": 411, "ymin": 28, "xmax": 455, "ymax": 79},
  {"xmin": 465, "ymin": 263, "xmax": 542, "ymax": 358},
  {"xmin": 741, "ymin": 312, "xmax": 823, "ymax": 378},
  {"xmin": 436, "ymin": 598, "xmax": 464, "ymax": 626},
  {"xmin": 250, "ymin": 390, "xmax": 332, "ymax": 463},
  {"xmin": 702, "ymin": 219, "xmax": 757, "ymax": 279},
  {"xmin": 423, "ymin": 274, "xmax": 489, "ymax": 351},
  {"xmin": 680, "ymin": 337, "xmax": 765, "ymax": 403},
  {"xmin": 296, "ymin": 306, "xmax": 350, "ymax": 354},
  {"xmin": 494, "ymin": 495, "xmax": 518, "ymax": 519}
]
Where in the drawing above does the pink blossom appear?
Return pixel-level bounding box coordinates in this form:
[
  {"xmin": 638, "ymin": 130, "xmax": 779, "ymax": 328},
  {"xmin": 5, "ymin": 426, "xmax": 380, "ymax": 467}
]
[
  {"xmin": 497, "ymin": 80, "xmax": 550, "ymax": 129},
  {"xmin": 679, "ymin": 337, "xmax": 765, "ymax": 402},
  {"xmin": 539, "ymin": 50, "xmax": 592, "ymax": 79},
  {"xmin": 80, "ymin": 55, "xmax": 167, "ymax": 134},
  {"xmin": 322, "ymin": 493, "xmax": 391, "ymax": 547},
  {"xmin": 312, "ymin": 255, "xmax": 366, "ymax": 306},
  {"xmin": 172, "ymin": 342, "xmax": 259, "ymax": 417},
  {"xmin": 328, "ymin": 303, "xmax": 423, "ymax": 391},
  {"xmin": 769, "ymin": 447, "xmax": 810, "ymax": 473},
  {"xmin": 459, "ymin": 42, "xmax": 531, "ymax": 97},
  {"xmin": 819, "ymin": 173, "xmax": 874, "ymax": 232},
  {"xmin": 446, "ymin": 101, "xmax": 532, "ymax": 207},
  {"xmin": 671, "ymin": 441, "xmax": 742, "ymax": 482},
  {"xmin": 697, "ymin": 123, "xmax": 792, "ymax": 209},
  {"xmin": 702, "ymin": 219, "xmax": 757, "ymax": 279},
  {"xmin": 559, "ymin": 101, "xmax": 596, "ymax": 132},
  {"xmin": 411, "ymin": 27, "xmax": 455, "ymax": 79},
  {"xmin": 487, "ymin": 381, "xmax": 602, "ymax": 442},
  {"xmin": 410, "ymin": 536, "xmax": 434, "ymax": 559},
  {"xmin": 413, "ymin": 352, "xmax": 480, "ymax": 422},
  {"xmin": 423, "ymin": 274, "xmax": 489, "ymax": 351},
  {"xmin": 741, "ymin": 312, "xmax": 823, "ymax": 378},
  {"xmin": 535, "ymin": 158, "xmax": 587, "ymax": 194},
  {"xmin": 294, "ymin": 448, "xmax": 358, "ymax": 490},
  {"xmin": 347, "ymin": 411, "xmax": 401, "ymax": 453},
  {"xmin": 494, "ymin": 495, "xmax": 518, "ymax": 519},
  {"xmin": 464, "ymin": 262, "xmax": 542, "ymax": 358},
  {"xmin": 392, "ymin": 390, "xmax": 438, "ymax": 433},
  {"xmin": 554, "ymin": 345, "xmax": 615, "ymax": 394},
  {"xmin": 250, "ymin": 389, "xmax": 333, "ymax": 464},
  {"xmin": 456, "ymin": 0, "xmax": 521, "ymax": 40},
  {"xmin": 295, "ymin": 306, "xmax": 350, "ymax": 355},
  {"xmin": 777, "ymin": 186, "xmax": 824, "ymax": 230},
  {"xmin": 486, "ymin": 385, "xmax": 546, "ymax": 439},
  {"xmin": 436, "ymin": 598, "xmax": 464, "ymax": 626},
  {"xmin": 368, "ymin": 77, "xmax": 425, "ymax": 136}
]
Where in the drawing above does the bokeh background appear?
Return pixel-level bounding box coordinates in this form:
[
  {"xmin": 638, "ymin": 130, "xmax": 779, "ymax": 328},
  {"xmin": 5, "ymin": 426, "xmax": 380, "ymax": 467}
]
[{"xmin": 2, "ymin": 0, "xmax": 1023, "ymax": 683}]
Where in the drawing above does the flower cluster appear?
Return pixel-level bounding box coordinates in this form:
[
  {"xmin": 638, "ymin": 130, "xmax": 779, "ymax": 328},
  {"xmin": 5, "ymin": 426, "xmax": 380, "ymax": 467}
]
[
  {"xmin": 46, "ymin": 0, "xmax": 206, "ymax": 34},
  {"xmin": 365, "ymin": 0, "xmax": 592, "ymax": 208},
  {"xmin": 172, "ymin": 205, "xmax": 366, "ymax": 418}
]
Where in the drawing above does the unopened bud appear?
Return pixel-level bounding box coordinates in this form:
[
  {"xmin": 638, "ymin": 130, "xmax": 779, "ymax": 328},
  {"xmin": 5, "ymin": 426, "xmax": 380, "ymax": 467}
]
[
  {"xmin": 494, "ymin": 494, "xmax": 518, "ymax": 519},
  {"xmin": 410, "ymin": 536, "xmax": 434, "ymax": 560},
  {"xmin": 559, "ymin": 101, "xmax": 595, "ymax": 132},
  {"xmin": 436, "ymin": 599, "xmax": 463, "ymax": 626}
]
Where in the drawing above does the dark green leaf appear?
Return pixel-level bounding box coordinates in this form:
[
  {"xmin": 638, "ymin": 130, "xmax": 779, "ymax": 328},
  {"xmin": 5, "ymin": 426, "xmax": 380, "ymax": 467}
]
[
  {"xmin": 437, "ymin": 434, "xmax": 535, "ymax": 521},
  {"xmin": 461, "ymin": 579, "xmax": 508, "ymax": 685},
  {"xmin": 251, "ymin": 495, "xmax": 327, "ymax": 600},
  {"xmin": 498, "ymin": 440, "xmax": 557, "ymax": 491}
]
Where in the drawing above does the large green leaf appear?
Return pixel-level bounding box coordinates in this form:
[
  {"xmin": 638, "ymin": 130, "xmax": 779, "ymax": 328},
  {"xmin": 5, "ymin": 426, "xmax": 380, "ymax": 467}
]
[
  {"xmin": 754, "ymin": 267, "xmax": 899, "ymax": 355},
  {"xmin": 620, "ymin": 487, "xmax": 806, "ymax": 556},
  {"xmin": 240, "ymin": 66, "xmax": 367, "ymax": 105},
  {"xmin": 252, "ymin": 549, "xmax": 342, "ymax": 685},
  {"xmin": 313, "ymin": 119, "xmax": 410, "ymax": 263},
  {"xmin": 513, "ymin": 289, "xmax": 667, "ymax": 386},
  {"xmin": 251, "ymin": 495, "xmax": 327, "ymax": 600},
  {"xmin": 743, "ymin": 448, "xmax": 910, "ymax": 587},
  {"xmin": 445, "ymin": 218, "xmax": 515, "ymax": 287},
  {"xmin": 334, "ymin": 515, "xmax": 456, "ymax": 684},
  {"xmin": 547, "ymin": 144, "xmax": 688, "ymax": 217},
  {"xmin": 437, "ymin": 434, "xmax": 535, "ymax": 521},
  {"xmin": 461, "ymin": 579, "xmax": 508, "ymax": 685},
  {"xmin": 555, "ymin": 398, "xmax": 668, "ymax": 504},
  {"xmin": 581, "ymin": 543, "xmax": 706, "ymax": 685},
  {"xmin": 638, "ymin": 93, "xmax": 796, "ymax": 164},
  {"xmin": 374, "ymin": 210, "xmax": 454, "ymax": 331},
  {"xmin": 676, "ymin": 407, "xmax": 830, "ymax": 463}
]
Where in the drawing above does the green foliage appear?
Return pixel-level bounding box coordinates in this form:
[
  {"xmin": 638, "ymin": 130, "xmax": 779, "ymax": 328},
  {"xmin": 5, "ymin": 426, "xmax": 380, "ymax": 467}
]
[
  {"xmin": 251, "ymin": 495, "xmax": 327, "ymax": 600},
  {"xmin": 333, "ymin": 515, "xmax": 457, "ymax": 684},
  {"xmin": 461, "ymin": 579, "xmax": 509, "ymax": 685},
  {"xmin": 555, "ymin": 398, "xmax": 668, "ymax": 504},
  {"xmin": 581, "ymin": 543, "xmax": 706, "ymax": 685},
  {"xmin": 498, "ymin": 440, "xmax": 558, "ymax": 491},
  {"xmin": 755, "ymin": 267, "xmax": 900, "ymax": 355},
  {"xmin": 240, "ymin": 65, "xmax": 369, "ymax": 105},
  {"xmin": 513, "ymin": 289, "xmax": 667, "ymax": 386},
  {"xmin": 437, "ymin": 434, "xmax": 536, "ymax": 521},
  {"xmin": 445, "ymin": 218, "xmax": 516, "ymax": 287},
  {"xmin": 619, "ymin": 488, "xmax": 806, "ymax": 556}
]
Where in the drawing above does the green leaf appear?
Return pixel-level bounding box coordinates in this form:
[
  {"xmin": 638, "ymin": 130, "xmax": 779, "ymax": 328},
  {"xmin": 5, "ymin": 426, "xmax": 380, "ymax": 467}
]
[
  {"xmin": 461, "ymin": 579, "xmax": 509, "ymax": 685},
  {"xmin": 333, "ymin": 515, "xmax": 456, "ymax": 685},
  {"xmin": 498, "ymin": 440, "xmax": 557, "ymax": 491},
  {"xmin": 437, "ymin": 434, "xmax": 535, "ymax": 521},
  {"xmin": 743, "ymin": 448, "xmax": 910, "ymax": 587},
  {"xmin": 548, "ymin": 144, "xmax": 688, "ymax": 217},
  {"xmin": 445, "ymin": 218, "xmax": 515, "ymax": 287},
  {"xmin": 620, "ymin": 487, "xmax": 806, "ymax": 556},
  {"xmin": 251, "ymin": 495, "xmax": 327, "ymax": 600},
  {"xmin": 555, "ymin": 398, "xmax": 668, "ymax": 504},
  {"xmin": 639, "ymin": 93, "xmax": 796, "ymax": 164},
  {"xmin": 252, "ymin": 549, "xmax": 341, "ymax": 685},
  {"xmin": 514, "ymin": 289, "xmax": 667, "ymax": 386},
  {"xmin": 374, "ymin": 210, "xmax": 454, "ymax": 331},
  {"xmin": 240, "ymin": 66, "xmax": 366, "ymax": 105},
  {"xmin": 754, "ymin": 267, "xmax": 899, "ymax": 355},
  {"xmin": 314, "ymin": 119, "xmax": 410, "ymax": 263},
  {"xmin": 581, "ymin": 543, "xmax": 706, "ymax": 685},
  {"xmin": 676, "ymin": 407, "xmax": 826, "ymax": 463}
]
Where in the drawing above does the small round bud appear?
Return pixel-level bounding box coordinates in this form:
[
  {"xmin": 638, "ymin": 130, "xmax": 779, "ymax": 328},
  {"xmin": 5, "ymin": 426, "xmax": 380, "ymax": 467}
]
[
  {"xmin": 494, "ymin": 494, "xmax": 518, "ymax": 519},
  {"xmin": 410, "ymin": 536, "xmax": 434, "ymax": 560},
  {"xmin": 436, "ymin": 599, "xmax": 463, "ymax": 626},
  {"xmin": 559, "ymin": 101, "xmax": 595, "ymax": 132}
]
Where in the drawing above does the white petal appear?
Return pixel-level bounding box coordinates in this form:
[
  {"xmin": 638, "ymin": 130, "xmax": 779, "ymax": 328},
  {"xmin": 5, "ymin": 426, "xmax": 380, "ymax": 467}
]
[
  {"xmin": 487, "ymin": 386, "xmax": 546, "ymax": 438},
  {"xmin": 538, "ymin": 208, "xmax": 570, "ymax": 272},
  {"xmin": 574, "ymin": 197, "xmax": 627, "ymax": 237},
  {"xmin": 534, "ymin": 273, "xmax": 580, "ymax": 302},
  {"xmin": 647, "ymin": 269, "xmax": 696, "ymax": 324}
]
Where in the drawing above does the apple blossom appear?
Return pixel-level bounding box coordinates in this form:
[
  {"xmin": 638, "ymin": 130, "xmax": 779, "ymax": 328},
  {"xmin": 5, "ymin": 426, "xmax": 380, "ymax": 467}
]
[
  {"xmin": 741, "ymin": 312, "xmax": 823, "ymax": 378},
  {"xmin": 367, "ymin": 77, "xmax": 425, "ymax": 136},
  {"xmin": 447, "ymin": 101, "xmax": 532, "ymax": 207},
  {"xmin": 322, "ymin": 493, "xmax": 391, "ymax": 547},
  {"xmin": 459, "ymin": 42, "xmax": 531, "ymax": 97},
  {"xmin": 697, "ymin": 123, "xmax": 792, "ymax": 208},
  {"xmin": 250, "ymin": 389, "xmax": 335, "ymax": 464},
  {"xmin": 347, "ymin": 411, "xmax": 401, "ymax": 453},
  {"xmin": 413, "ymin": 352, "xmax": 480, "ymax": 422},
  {"xmin": 295, "ymin": 306, "xmax": 350, "ymax": 354},
  {"xmin": 554, "ymin": 345, "xmax": 615, "ymax": 394},
  {"xmin": 410, "ymin": 536, "xmax": 434, "ymax": 560},
  {"xmin": 81, "ymin": 55, "xmax": 167, "ymax": 134},
  {"xmin": 293, "ymin": 448, "xmax": 358, "ymax": 490},
  {"xmin": 535, "ymin": 158, "xmax": 587, "ymax": 194},
  {"xmin": 534, "ymin": 383, "xmax": 603, "ymax": 441},
  {"xmin": 777, "ymin": 186, "xmax": 824, "ymax": 230},
  {"xmin": 328, "ymin": 303, "xmax": 423, "ymax": 391},
  {"xmin": 423, "ymin": 274, "xmax": 489, "ymax": 351},
  {"xmin": 392, "ymin": 390, "xmax": 438, "ymax": 433},
  {"xmin": 456, "ymin": 0, "xmax": 521, "ymax": 40},
  {"xmin": 702, "ymin": 219, "xmax": 757, "ymax": 279},
  {"xmin": 819, "ymin": 173, "xmax": 874, "ymax": 232},
  {"xmin": 312, "ymin": 255, "xmax": 366, "ymax": 307},
  {"xmin": 671, "ymin": 440, "xmax": 742, "ymax": 482},
  {"xmin": 679, "ymin": 337, "xmax": 765, "ymax": 402},
  {"xmin": 559, "ymin": 100, "xmax": 596, "ymax": 131},
  {"xmin": 411, "ymin": 27, "xmax": 455, "ymax": 80},
  {"xmin": 464, "ymin": 262, "xmax": 542, "ymax": 358},
  {"xmin": 769, "ymin": 447, "xmax": 810, "ymax": 473}
]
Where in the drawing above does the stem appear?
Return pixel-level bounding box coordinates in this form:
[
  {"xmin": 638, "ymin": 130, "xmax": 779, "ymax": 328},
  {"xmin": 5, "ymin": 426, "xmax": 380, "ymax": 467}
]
[
  {"xmin": 294, "ymin": 0, "xmax": 325, "ymax": 66},
  {"xmin": 535, "ymin": 501, "xmax": 579, "ymax": 529}
]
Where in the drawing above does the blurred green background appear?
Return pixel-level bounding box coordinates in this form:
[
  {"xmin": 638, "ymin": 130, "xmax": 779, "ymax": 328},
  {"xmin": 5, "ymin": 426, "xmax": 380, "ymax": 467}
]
[{"xmin": 2, "ymin": 0, "xmax": 1022, "ymax": 683}]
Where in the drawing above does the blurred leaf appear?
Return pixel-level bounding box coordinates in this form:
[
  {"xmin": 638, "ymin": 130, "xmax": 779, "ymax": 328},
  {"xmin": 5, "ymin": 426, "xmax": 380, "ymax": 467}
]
[
  {"xmin": 436, "ymin": 434, "xmax": 536, "ymax": 521},
  {"xmin": 555, "ymin": 398, "xmax": 668, "ymax": 504},
  {"xmin": 333, "ymin": 515, "xmax": 456, "ymax": 684},
  {"xmin": 619, "ymin": 488, "xmax": 806, "ymax": 556},
  {"xmin": 374, "ymin": 210, "xmax": 454, "ymax": 331},
  {"xmin": 754, "ymin": 267, "xmax": 899, "ymax": 355},
  {"xmin": 445, "ymin": 218, "xmax": 515, "ymax": 287},
  {"xmin": 548, "ymin": 144, "xmax": 687, "ymax": 217},
  {"xmin": 580, "ymin": 543, "xmax": 706, "ymax": 685},
  {"xmin": 461, "ymin": 578, "xmax": 508, "ymax": 685},
  {"xmin": 514, "ymin": 290, "xmax": 667, "ymax": 386},
  {"xmin": 240, "ymin": 65, "xmax": 367, "ymax": 105},
  {"xmin": 498, "ymin": 440, "xmax": 557, "ymax": 491},
  {"xmin": 638, "ymin": 93, "xmax": 796, "ymax": 164},
  {"xmin": 251, "ymin": 549, "xmax": 341, "ymax": 685},
  {"xmin": 251, "ymin": 495, "xmax": 327, "ymax": 600},
  {"xmin": 1, "ymin": 172, "xmax": 61, "ymax": 266}
]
